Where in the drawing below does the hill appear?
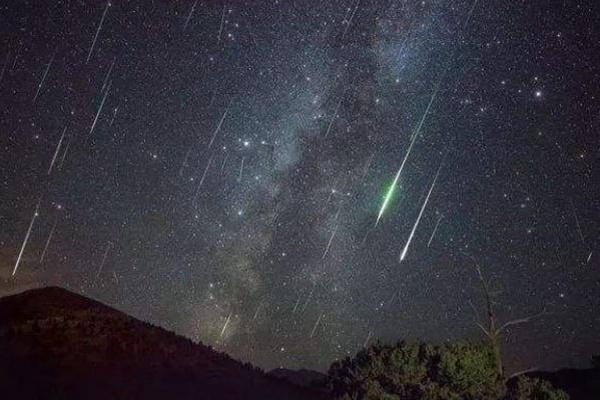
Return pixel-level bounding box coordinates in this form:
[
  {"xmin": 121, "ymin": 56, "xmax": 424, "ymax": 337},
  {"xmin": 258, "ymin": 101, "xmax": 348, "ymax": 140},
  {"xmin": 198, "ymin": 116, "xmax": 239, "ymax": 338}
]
[
  {"xmin": 0, "ymin": 286, "xmax": 322, "ymax": 400},
  {"xmin": 269, "ymin": 367, "xmax": 328, "ymax": 388}
]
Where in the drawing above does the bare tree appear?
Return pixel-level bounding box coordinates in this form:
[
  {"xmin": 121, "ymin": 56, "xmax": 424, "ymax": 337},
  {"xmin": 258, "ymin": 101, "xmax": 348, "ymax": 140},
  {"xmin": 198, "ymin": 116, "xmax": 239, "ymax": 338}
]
[{"xmin": 468, "ymin": 258, "xmax": 546, "ymax": 379}]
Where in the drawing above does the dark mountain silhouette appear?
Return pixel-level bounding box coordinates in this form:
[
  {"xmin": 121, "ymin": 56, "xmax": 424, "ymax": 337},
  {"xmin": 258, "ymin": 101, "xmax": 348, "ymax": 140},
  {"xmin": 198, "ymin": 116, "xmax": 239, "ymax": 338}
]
[
  {"xmin": 0, "ymin": 286, "xmax": 323, "ymax": 400},
  {"xmin": 269, "ymin": 368, "xmax": 328, "ymax": 388}
]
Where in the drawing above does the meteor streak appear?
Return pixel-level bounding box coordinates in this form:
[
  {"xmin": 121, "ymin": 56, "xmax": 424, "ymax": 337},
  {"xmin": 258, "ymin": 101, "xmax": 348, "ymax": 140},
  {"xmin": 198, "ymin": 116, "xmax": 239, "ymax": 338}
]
[
  {"xmin": 301, "ymin": 282, "xmax": 316, "ymax": 312},
  {"xmin": 33, "ymin": 49, "xmax": 56, "ymax": 102},
  {"xmin": 58, "ymin": 133, "xmax": 72, "ymax": 170},
  {"xmin": 322, "ymin": 224, "xmax": 338, "ymax": 259},
  {"xmin": 0, "ymin": 52, "xmax": 9, "ymax": 85},
  {"xmin": 220, "ymin": 313, "xmax": 231, "ymax": 337},
  {"xmin": 96, "ymin": 242, "xmax": 112, "ymax": 277},
  {"xmin": 310, "ymin": 313, "xmax": 323, "ymax": 338},
  {"xmin": 208, "ymin": 103, "xmax": 230, "ymax": 149},
  {"xmin": 48, "ymin": 126, "xmax": 66, "ymax": 175},
  {"xmin": 399, "ymin": 163, "xmax": 443, "ymax": 262},
  {"xmin": 570, "ymin": 199, "xmax": 585, "ymax": 243},
  {"xmin": 39, "ymin": 220, "xmax": 57, "ymax": 264},
  {"xmin": 101, "ymin": 57, "xmax": 115, "ymax": 92},
  {"xmin": 341, "ymin": 0, "xmax": 360, "ymax": 40},
  {"xmin": 374, "ymin": 68, "xmax": 445, "ymax": 227},
  {"xmin": 90, "ymin": 81, "xmax": 111, "ymax": 135},
  {"xmin": 324, "ymin": 97, "xmax": 342, "ymax": 138},
  {"xmin": 86, "ymin": 1, "xmax": 110, "ymax": 64},
  {"xmin": 217, "ymin": 5, "xmax": 226, "ymax": 43},
  {"xmin": 13, "ymin": 198, "xmax": 42, "ymax": 276},
  {"xmin": 183, "ymin": 0, "xmax": 198, "ymax": 31},
  {"xmin": 427, "ymin": 215, "xmax": 444, "ymax": 247},
  {"xmin": 193, "ymin": 156, "xmax": 213, "ymax": 200}
]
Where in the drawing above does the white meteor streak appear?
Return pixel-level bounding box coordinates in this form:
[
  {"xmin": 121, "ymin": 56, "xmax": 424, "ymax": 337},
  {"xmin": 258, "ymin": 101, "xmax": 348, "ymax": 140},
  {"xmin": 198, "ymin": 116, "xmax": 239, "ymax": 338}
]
[
  {"xmin": 194, "ymin": 156, "xmax": 213, "ymax": 200},
  {"xmin": 341, "ymin": 0, "xmax": 360, "ymax": 40},
  {"xmin": 0, "ymin": 52, "xmax": 9, "ymax": 85},
  {"xmin": 292, "ymin": 294, "xmax": 302, "ymax": 314},
  {"xmin": 252, "ymin": 304, "xmax": 262, "ymax": 321},
  {"xmin": 427, "ymin": 215, "xmax": 444, "ymax": 247},
  {"xmin": 324, "ymin": 98, "xmax": 342, "ymax": 138},
  {"xmin": 33, "ymin": 49, "xmax": 56, "ymax": 102},
  {"xmin": 310, "ymin": 313, "xmax": 323, "ymax": 338},
  {"xmin": 90, "ymin": 81, "xmax": 111, "ymax": 135},
  {"xmin": 183, "ymin": 0, "xmax": 198, "ymax": 31},
  {"xmin": 96, "ymin": 242, "xmax": 112, "ymax": 277},
  {"xmin": 220, "ymin": 313, "xmax": 232, "ymax": 337},
  {"xmin": 87, "ymin": 1, "xmax": 110, "ymax": 64},
  {"xmin": 217, "ymin": 5, "xmax": 226, "ymax": 43},
  {"xmin": 13, "ymin": 198, "xmax": 42, "ymax": 276},
  {"xmin": 570, "ymin": 199, "xmax": 585, "ymax": 243},
  {"xmin": 58, "ymin": 133, "xmax": 72, "ymax": 170},
  {"xmin": 208, "ymin": 103, "xmax": 230, "ymax": 149},
  {"xmin": 48, "ymin": 126, "xmax": 66, "ymax": 175},
  {"xmin": 363, "ymin": 331, "xmax": 372, "ymax": 348},
  {"xmin": 220, "ymin": 153, "xmax": 229, "ymax": 174},
  {"xmin": 399, "ymin": 164, "xmax": 443, "ymax": 262},
  {"xmin": 39, "ymin": 220, "xmax": 57, "ymax": 264},
  {"xmin": 101, "ymin": 57, "xmax": 116, "ymax": 92},
  {"xmin": 586, "ymin": 251, "xmax": 592, "ymax": 264},
  {"xmin": 301, "ymin": 283, "xmax": 316, "ymax": 312},
  {"xmin": 322, "ymin": 224, "xmax": 338, "ymax": 259}
]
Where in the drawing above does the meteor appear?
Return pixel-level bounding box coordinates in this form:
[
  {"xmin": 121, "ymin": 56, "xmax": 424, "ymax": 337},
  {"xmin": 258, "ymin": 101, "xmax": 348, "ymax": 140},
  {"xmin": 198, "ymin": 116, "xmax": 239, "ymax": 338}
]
[
  {"xmin": 427, "ymin": 215, "xmax": 444, "ymax": 247},
  {"xmin": 0, "ymin": 52, "xmax": 9, "ymax": 85},
  {"xmin": 374, "ymin": 79, "xmax": 443, "ymax": 227},
  {"xmin": 324, "ymin": 97, "xmax": 342, "ymax": 138},
  {"xmin": 101, "ymin": 57, "xmax": 116, "ymax": 92},
  {"xmin": 39, "ymin": 220, "xmax": 57, "ymax": 264},
  {"xmin": 86, "ymin": 1, "xmax": 110, "ymax": 64},
  {"xmin": 183, "ymin": 0, "xmax": 198, "ymax": 31},
  {"xmin": 208, "ymin": 103, "xmax": 230, "ymax": 149},
  {"xmin": 193, "ymin": 156, "xmax": 213, "ymax": 200},
  {"xmin": 33, "ymin": 49, "xmax": 56, "ymax": 102},
  {"xmin": 90, "ymin": 80, "xmax": 111, "ymax": 135},
  {"xmin": 13, "ymin": 198, "xmax": 42, "ymax": 276},
  {"xmin": 58, "ymin": 133, "xmax": 72, "ymax": 170},
  {"xmin": 96, "ymin": 242, "xmax": 112, "ymax": 277},
  {"xmin": 301, "ymin": 282, "xmax": 316, "ymax": 312},
  {"xmin": 310, "ymin": 313, "xmax": 323, "ymax": 338},
  {"xmin": 321, "ymin": 224, "xmax": 338, "ymax": 259},
  {"xmin": 399, "ymin": 163, "xmax": 443, "ymax": 262},
  {"xmin": 217, "ymin": 5, "xmax": 226, "ymax": 43},
  {"xmin": 220, "ymin": 313, "xmax": 232, "ymax": 337},
  {"xmin": 48, "ymin": 126, "xmax": 66, "ymax": 174}
]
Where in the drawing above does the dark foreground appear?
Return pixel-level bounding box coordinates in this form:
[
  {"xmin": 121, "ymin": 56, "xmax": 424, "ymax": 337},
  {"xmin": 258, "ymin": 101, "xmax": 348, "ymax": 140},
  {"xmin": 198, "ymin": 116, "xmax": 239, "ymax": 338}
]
[{"xmin": 1, "ymin": 287, "xmax": 597, "ymax": 400}]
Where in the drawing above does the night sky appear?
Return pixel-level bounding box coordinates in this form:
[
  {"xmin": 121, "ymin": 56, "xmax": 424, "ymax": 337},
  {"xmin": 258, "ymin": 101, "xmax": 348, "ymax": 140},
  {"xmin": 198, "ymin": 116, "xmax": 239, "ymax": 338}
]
[{"xmin": 1, "ymin": 0, "xmax": 598, "ymax": 373}]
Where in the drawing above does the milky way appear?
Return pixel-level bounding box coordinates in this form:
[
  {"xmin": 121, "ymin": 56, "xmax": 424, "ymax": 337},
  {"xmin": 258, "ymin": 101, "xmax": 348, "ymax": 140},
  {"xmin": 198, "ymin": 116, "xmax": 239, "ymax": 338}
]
[{"xmin": 0, "ymin": 1, "xmax": 598, "ymax": 372}]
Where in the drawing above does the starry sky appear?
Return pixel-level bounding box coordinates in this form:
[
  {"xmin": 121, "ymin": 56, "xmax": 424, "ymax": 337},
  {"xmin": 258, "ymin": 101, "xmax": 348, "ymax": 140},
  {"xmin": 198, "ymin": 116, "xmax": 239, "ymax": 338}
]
[{"xmin": 0, "ymin": 0, "xmax": 598, "ymax": 373}]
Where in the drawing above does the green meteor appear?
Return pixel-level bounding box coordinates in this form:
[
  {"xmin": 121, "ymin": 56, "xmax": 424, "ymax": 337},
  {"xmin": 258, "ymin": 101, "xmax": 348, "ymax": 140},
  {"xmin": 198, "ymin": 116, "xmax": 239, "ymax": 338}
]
[{"xmin": 374, "ymin": 76, "xmax": 441, "ymax": 227}]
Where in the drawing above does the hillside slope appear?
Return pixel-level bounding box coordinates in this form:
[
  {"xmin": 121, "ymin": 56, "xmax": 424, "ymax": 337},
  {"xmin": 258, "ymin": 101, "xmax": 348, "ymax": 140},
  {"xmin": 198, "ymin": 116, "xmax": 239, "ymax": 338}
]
[{"xmin": 0, "ymin": 286, "xmax": 322, "ymax": 400}]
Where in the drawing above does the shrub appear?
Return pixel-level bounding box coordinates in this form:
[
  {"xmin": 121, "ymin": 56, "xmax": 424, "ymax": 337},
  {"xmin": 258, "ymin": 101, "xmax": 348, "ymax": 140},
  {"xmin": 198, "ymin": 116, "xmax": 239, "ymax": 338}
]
[
  {"xmin": 328, "ymin": 340, "xmax": 565, "ymax": 400},
  {"xmin": 506, "ymin": 376, "xmax": 568, "ymax": 400}
]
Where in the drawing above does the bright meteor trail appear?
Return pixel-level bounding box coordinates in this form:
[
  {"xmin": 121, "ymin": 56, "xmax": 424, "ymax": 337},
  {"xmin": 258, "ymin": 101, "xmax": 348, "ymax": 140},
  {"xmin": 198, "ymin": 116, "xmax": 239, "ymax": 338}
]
[
  {"xmin": 374, "ymin": 75, "xmax": 444, "ymax": 227},
  {"xmin": 12, "ymin": 198, "xmax": 42, "ymax": 276},
  {"xmin": 399, "ymin": 163, "xmax": 443, "ymax": 262}
]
